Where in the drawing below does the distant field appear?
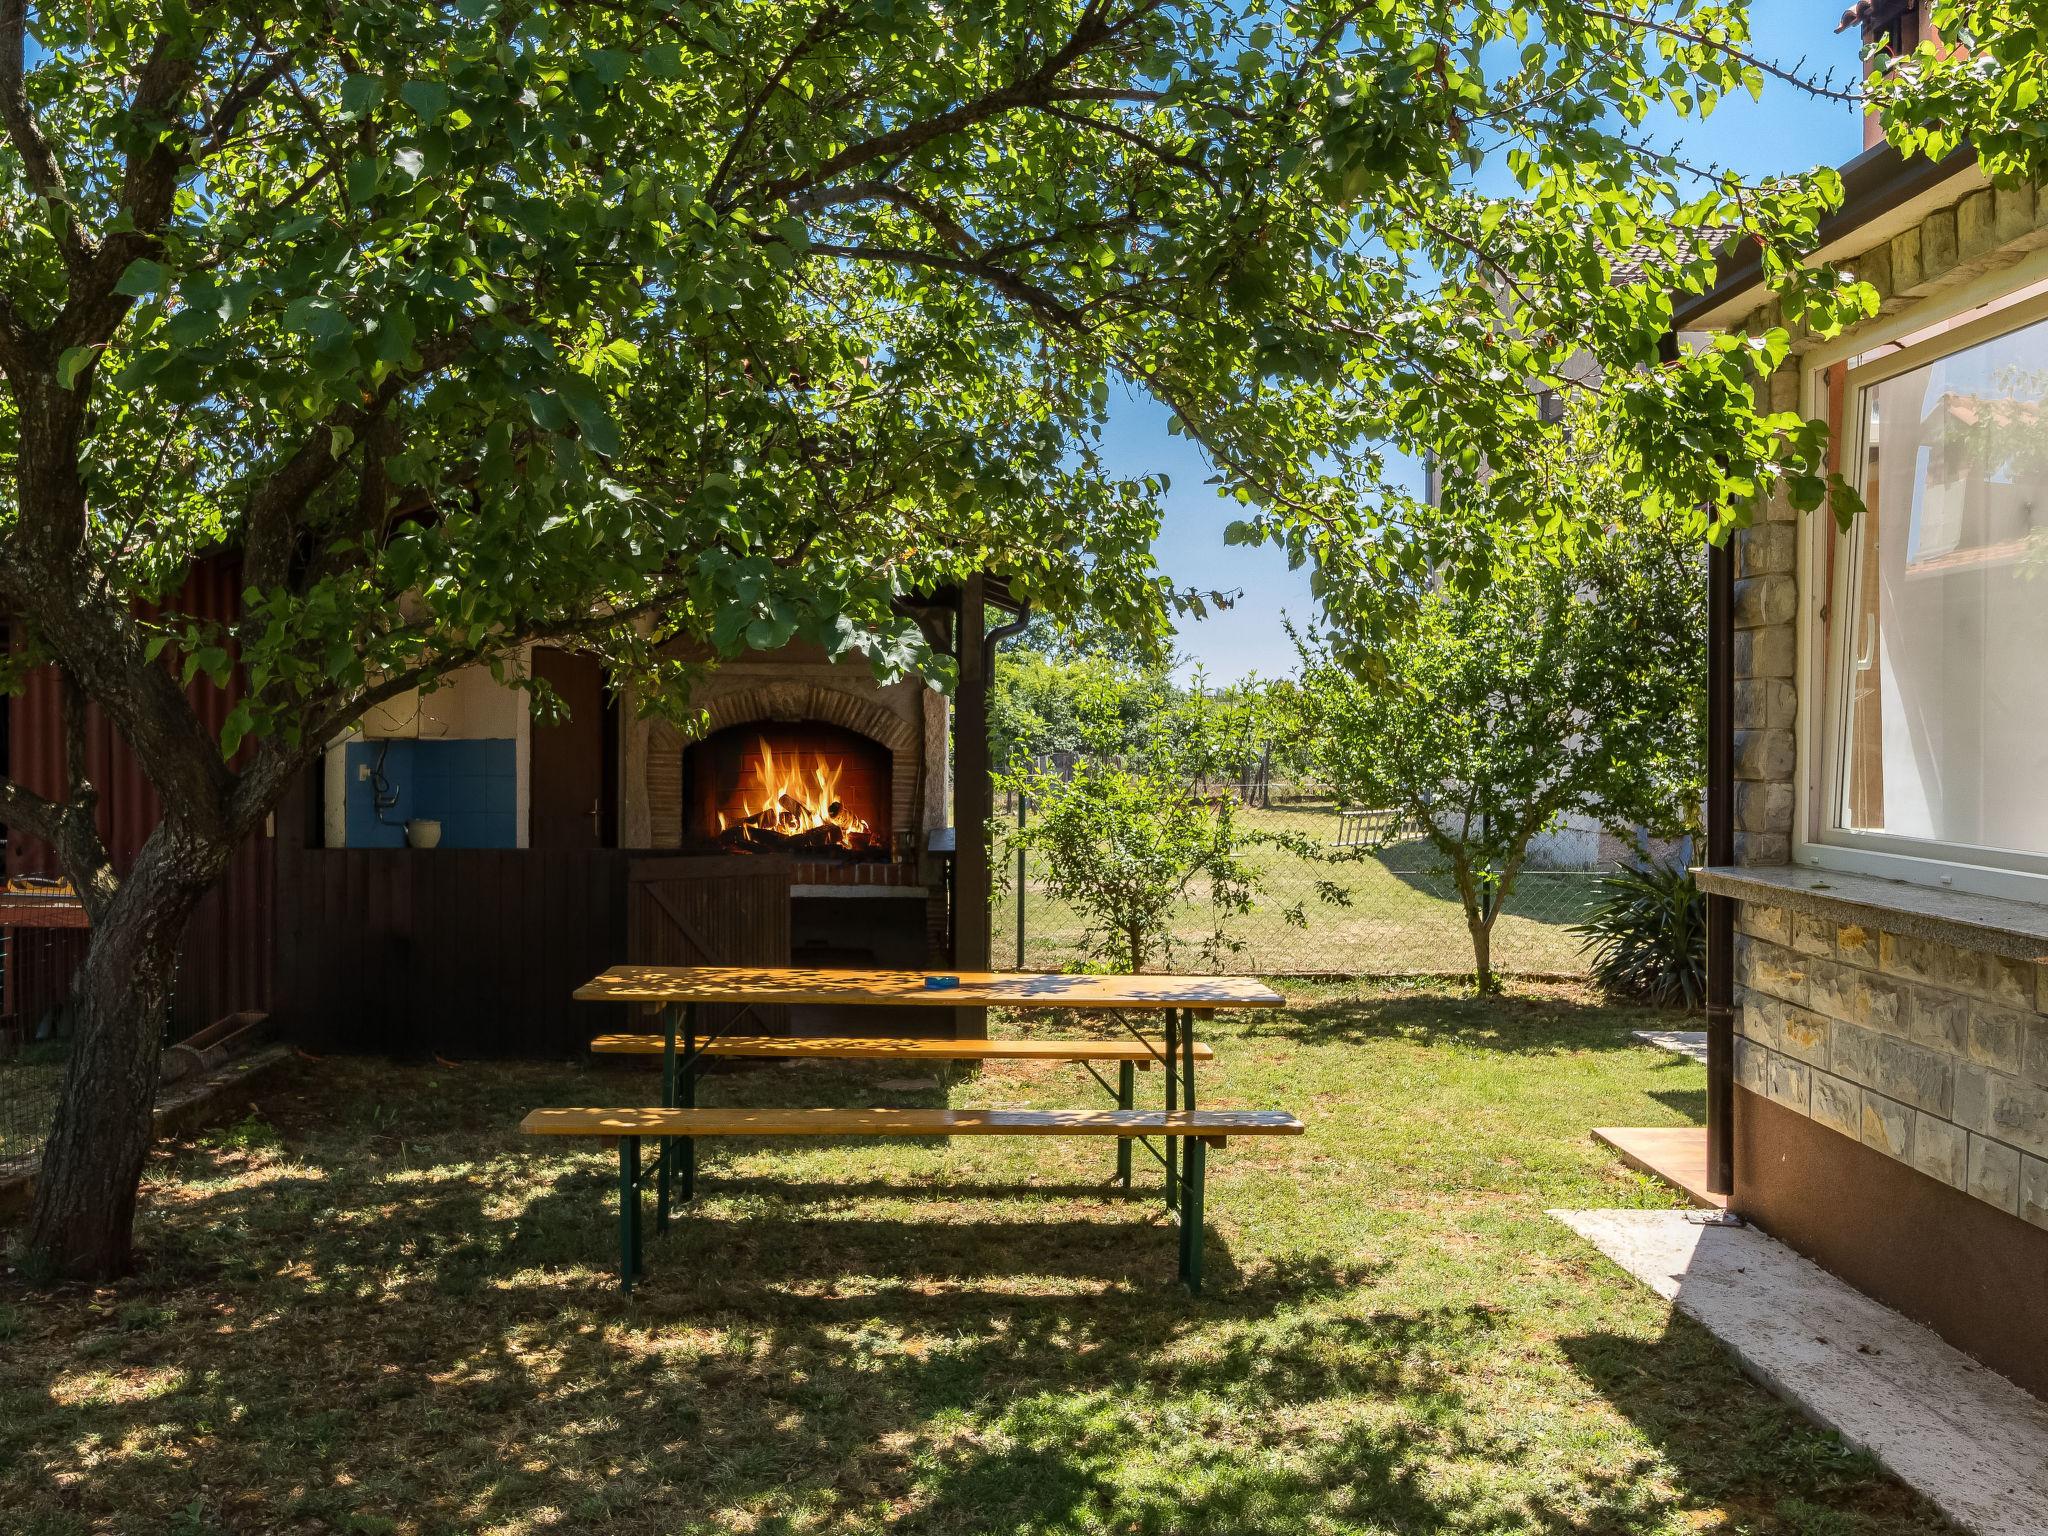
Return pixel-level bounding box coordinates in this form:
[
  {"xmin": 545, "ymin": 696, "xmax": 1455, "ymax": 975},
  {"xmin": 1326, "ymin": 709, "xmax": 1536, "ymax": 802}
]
[{"xmin": 993, "ymin": 797, "xmax": 1603, "ymax": 977}]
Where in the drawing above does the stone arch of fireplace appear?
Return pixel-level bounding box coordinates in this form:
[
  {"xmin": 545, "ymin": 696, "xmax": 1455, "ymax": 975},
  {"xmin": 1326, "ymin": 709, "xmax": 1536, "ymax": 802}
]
[{"xmin": 645, "ymin": 680, "xmax": 921, "ymax": 849}]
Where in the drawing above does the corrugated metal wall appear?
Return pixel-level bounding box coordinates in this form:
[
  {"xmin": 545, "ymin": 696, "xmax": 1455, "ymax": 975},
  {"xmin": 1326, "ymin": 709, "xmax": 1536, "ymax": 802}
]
[{"xmin": 5, "ymin": 557, "xmax": 274, "ymax": 1036}]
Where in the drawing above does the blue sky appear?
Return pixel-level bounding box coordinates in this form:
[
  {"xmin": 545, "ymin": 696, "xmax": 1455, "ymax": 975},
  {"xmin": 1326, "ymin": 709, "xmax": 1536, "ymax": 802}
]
[{"xmin": 1140, "ymin": 0, "xmax": 1869, "ymax": 681}]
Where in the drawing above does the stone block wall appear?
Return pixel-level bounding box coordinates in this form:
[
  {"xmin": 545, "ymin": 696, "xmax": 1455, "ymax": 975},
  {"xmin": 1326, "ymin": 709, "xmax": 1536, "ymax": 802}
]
[
  {"xmin": 1733, "ymin": 905, "xmax": 2048, "ymax": 1230},
  {"xmin": 1727, "ymin": 174, "xmax": 2048, "ymax": 871}
]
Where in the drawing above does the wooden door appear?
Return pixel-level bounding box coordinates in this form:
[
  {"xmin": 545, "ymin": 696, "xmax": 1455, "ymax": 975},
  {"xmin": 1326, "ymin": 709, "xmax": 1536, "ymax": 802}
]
[
  {"xmin": 627, "ymin": 856, "xmax": 792, "ymax": 1033},
  {"xmin": 530, "ymin": 648, "xmax": 608, "ymax": 849}
]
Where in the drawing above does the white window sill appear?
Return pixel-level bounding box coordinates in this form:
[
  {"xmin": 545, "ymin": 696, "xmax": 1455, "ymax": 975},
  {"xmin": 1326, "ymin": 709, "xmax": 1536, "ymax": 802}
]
[{"xmin": 1695, "ymin": 865, "xmax": 2048, "ymax": 964}]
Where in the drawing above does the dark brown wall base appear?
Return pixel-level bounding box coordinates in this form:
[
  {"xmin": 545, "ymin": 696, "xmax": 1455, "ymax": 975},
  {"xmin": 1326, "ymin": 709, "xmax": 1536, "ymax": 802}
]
[{"xmin": 1734, "ymin": 1085, "xmax": 2048, "ymax": 1399}]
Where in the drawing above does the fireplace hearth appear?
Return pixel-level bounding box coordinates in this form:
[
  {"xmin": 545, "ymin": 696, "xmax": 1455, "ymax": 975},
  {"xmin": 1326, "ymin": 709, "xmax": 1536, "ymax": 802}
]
[{"xmin": 683, "ymin": 721, "xmax": 894, "ymax": 861}]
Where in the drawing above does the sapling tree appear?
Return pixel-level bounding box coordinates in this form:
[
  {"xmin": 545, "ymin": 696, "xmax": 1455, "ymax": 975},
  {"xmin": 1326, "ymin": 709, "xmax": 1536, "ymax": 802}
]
[
  {"xmin": 0, "ymin": 0, "xmax": 1900, "ymax": 1277},
  {"xmin": 1299, "ymin": 509, "xmax": 1705, "ymax": 993},
  {"xmin": 1002, "ymin": 759, "xmax": 1266, "ymax": 974}
]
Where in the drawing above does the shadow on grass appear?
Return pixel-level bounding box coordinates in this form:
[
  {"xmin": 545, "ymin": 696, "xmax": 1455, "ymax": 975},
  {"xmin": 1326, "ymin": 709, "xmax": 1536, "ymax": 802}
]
[
  {"xmin": 1556, "ymin": 1326, "xmax": 1952, "ymax": 1533},
  {"xmin": 1, "ymin": 1056, "xmax": 1943, "ymax": 1536},
  {"xmin": 1254, "ymin": 988, "xmax": 1682, "ymax": 1055}
]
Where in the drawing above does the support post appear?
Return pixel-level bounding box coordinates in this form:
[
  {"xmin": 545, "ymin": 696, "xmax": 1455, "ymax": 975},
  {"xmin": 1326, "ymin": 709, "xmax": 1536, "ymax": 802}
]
[
  {"xmin": 1164, "ymin": 1008, "xmax": 1180, "ymax": 1209},
  {"xmin": 658, "ymin": 1003, "xmax": 676, "ymax": 1231},
  {"xmin": 1181, "ymin": 1007, "xmax": 1198, "ymax": 1201},
  {"xmin": 954, "ymin": 574, "xmax": 992, "ymax": 1038},
  {"xmin": 1706, "ymin": 535, "xmax": 1736, "ymax": 1196},
  {"xmin": 618, "ymin": 1135, "xmax": 642, "ymax": 1293},
  {"xmin": 1181, "ymin": 1138, "xmax": 1207, "ymax": 1293},
  {"xmin": 680, "ymin": 1001, "xmax": 698, "ymax": 1202},
  {"xmin": 1117, "ymin": 1059, "xmax": 1135, "ymax": 1188}
]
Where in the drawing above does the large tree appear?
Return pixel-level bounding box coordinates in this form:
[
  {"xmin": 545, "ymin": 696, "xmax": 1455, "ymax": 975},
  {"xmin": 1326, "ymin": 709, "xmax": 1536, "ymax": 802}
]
[{"xmin": 2, "ymin": 0, "xmax": 1876, "ymax": 1277}]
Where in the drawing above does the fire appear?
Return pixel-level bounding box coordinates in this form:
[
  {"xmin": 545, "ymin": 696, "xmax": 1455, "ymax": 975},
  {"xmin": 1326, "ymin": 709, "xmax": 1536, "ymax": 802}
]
[{"xmin": 714, "ymin": 734, "xmax": 877, "ymax": 854}]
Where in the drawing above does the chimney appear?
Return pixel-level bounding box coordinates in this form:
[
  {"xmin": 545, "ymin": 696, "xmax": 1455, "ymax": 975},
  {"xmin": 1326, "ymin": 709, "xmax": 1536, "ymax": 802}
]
[{"xmin": 1838, "ymin": 0, "xmax": 1928, "ymax": 149}]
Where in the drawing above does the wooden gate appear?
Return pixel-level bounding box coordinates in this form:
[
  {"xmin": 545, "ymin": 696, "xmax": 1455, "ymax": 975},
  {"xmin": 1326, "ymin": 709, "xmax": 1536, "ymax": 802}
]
[{"xmin": 626, "ymin": 856, "xmax": 792, "ymax": 1033}]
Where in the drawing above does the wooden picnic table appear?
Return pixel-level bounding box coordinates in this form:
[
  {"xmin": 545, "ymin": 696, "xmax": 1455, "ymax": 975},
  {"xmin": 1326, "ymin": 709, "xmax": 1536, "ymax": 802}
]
[
  {"xmin": 573, "ymin": 964, "xmax": 1282, "ymax": 1011},
  {"xmin": 572, "ymin": 964, "xmax": 1287, "ymax": 1290}
]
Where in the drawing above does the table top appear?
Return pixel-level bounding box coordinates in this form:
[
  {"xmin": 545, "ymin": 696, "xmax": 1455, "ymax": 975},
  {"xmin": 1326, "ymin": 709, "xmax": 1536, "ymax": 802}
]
[{"xmin": 573, "ymin": 965, "xmax": 1283, "ymax": 1011}]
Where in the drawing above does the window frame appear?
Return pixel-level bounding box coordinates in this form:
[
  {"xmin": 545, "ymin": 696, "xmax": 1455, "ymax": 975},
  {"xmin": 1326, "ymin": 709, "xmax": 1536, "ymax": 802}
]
[{"xmin": 1797, "ymin": 266, "xmax": 2048, "ymax": 904}]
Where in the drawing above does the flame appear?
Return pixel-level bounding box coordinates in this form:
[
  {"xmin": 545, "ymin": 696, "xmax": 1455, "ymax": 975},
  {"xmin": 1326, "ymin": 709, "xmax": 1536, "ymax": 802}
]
[{"xmin": 734, "ymin": 735, "xmax": 870, "ymax": 839}]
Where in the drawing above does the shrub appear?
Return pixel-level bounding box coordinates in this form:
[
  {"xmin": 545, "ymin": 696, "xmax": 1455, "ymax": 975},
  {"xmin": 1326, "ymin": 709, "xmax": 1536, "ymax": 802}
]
[{"xmin": 1574, "ymin": 860, "xmax": 1706, "ymax": 1008}]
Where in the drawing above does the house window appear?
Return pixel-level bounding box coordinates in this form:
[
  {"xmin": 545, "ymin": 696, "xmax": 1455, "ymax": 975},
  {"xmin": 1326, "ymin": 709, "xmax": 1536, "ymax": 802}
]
[{"xmin": 1820, "ymin": 297, "xmax": 2048, "ymax": 875}]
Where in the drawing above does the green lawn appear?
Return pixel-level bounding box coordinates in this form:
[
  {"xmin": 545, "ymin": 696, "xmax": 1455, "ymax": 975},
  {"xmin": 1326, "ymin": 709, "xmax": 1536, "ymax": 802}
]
[
  {"xmin": 0, "ymin": 981, "xmax": 1952, "ymax": 1536},
  {"xmin": 995, "ymin": 799, "xmax": 1605, "ymax": 976}
]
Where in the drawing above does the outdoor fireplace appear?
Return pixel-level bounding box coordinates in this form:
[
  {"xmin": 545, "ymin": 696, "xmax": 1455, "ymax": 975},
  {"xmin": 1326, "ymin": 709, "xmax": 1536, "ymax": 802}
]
[{"xmin": 683, "ymin": 722, "xmax": 893, "ymax": 860}]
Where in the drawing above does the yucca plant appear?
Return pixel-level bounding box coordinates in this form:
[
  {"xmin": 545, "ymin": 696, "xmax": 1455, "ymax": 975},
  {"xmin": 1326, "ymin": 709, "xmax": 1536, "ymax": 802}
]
[{"xmin": 1573, "ymin": 859, "xmax": 1707, "ymax": 1009}]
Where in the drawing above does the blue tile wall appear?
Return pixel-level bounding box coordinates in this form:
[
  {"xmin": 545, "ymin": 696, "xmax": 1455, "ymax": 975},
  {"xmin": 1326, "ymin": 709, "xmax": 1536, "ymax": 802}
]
[{"xmin": 342, "ymin": 738, "xmax": 517, "ymax": 848}]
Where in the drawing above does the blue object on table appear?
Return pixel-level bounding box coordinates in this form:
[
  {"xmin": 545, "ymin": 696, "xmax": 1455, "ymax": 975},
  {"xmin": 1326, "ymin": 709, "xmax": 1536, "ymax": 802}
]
[{"xmin": 924, "ymin": 975, "xmax": 960, "ymax": 990}]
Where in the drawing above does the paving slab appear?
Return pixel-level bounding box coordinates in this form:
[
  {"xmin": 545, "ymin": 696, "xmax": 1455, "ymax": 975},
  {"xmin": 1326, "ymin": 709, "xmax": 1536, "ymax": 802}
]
[
  {"xmin": 1554, "ymin": 1208, "xmax": 2048, "ymax": 1536},
  {"xmin": 1630, "ymin": 1029, "xmax": 1708, "ymax": 1064}
]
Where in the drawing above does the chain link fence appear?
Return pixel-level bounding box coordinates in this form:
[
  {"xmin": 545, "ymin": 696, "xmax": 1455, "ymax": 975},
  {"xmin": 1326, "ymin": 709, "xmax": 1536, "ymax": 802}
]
[
  {"xmin": 996, "ymin": 786, "xmax": 1658, "ymax": 978},
  {"xmin": 0, "ymin": 917, "xmax": 91, "ymax": 1175}
]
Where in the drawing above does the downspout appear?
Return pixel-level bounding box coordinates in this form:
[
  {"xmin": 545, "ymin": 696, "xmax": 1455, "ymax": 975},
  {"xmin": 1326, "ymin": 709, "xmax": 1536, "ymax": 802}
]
[
  {"xmin": 1662, "ymin": 321, "xmax": 1736, "ymax": 1199},
  {"xmin": 1706, "ymin": 534, "xmax": 1736, "ymax": 1197},
  {"xmin": 982, "ymin": 602, "xmax": 1032, "ymax": 672}
]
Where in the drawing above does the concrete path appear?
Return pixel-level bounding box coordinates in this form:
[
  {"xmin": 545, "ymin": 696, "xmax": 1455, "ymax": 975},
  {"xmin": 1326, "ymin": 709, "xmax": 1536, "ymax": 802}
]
[
  {"xmin": 1554, "ymin": 1208, "xmax": 2048, "ymax": 1536},
  {"xmin": 1630, "ymin": 1029, "xmax": 1709, "ymax": 1064}
]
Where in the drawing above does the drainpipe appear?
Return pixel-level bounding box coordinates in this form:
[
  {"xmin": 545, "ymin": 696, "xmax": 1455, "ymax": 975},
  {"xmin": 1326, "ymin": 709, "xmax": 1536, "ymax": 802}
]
[
  {"xmin": 1705, "ymin": 531, "xmax": 1736, "ymax": 1196},
  {"xmin": 1661, "ymin": 318, "xmax": 1736, "ymax": 1200}
]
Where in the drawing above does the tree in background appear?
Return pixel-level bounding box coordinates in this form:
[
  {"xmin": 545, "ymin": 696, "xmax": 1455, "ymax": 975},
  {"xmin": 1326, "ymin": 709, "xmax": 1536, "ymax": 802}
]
[
  {"xmin": 1299, "ymin": 507, "xmax": 1705, "ymax": 993},
  {"xmin": 1002, "ymin": 760, "xmax": 1266, "ymax": 974}
]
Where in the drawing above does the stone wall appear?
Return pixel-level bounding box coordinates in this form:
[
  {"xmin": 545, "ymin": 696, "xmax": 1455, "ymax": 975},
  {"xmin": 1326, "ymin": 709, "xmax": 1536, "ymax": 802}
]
[
  {"xmin": 1734, "ymin": 907, "xmax": 2048, "ymax": 1230},
  {"xmin": 1729, "ymin": 176, "xmax": 2048, "ymax": 870},
  {"xmin": 1725, "ymin": 174, "xmax": 2048, "ymax": 1229}
]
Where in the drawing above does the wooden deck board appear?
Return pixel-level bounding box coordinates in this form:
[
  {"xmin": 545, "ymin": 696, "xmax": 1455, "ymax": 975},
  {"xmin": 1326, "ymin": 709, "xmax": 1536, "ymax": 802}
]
[{"xmin": 1592, "ymin": 1126, "xmax": 1728, "ymax": 1210}]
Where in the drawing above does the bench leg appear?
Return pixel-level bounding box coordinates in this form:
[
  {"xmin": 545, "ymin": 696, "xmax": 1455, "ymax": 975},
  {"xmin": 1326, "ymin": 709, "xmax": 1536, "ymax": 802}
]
[
  {"xmin": 1180, "ymin": 1137, "xmax": 1207, "ymax": 1294},
  {"xmin": 619, "ymin": 1135, "xmax": 643, "ymax": 1293},
  {"xmin": 1181, "ymin": 1007, "xmax": 1197, "ymax": 1211},
  {"xmin": 680, "ymin": 1002, "xmax": 698, "ymax": 1203},
  {"xmin": 658, "ymin": 1004, "xmax": 677, "ymax": 1232},
  {"xmin": 1164, "ymin": 1008, "xmax": 1179, "ymax": 1210},
  {"xmin": 1116, "ymin": 1060, "xmax": 1134, "ymax": 1188}
]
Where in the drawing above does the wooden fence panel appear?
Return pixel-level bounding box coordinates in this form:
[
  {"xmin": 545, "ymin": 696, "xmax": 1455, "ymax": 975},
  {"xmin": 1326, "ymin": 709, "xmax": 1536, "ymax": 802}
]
[
  {"xmin": 627, "ymin": 856, "xmax": 792, "ymax": 1034},
  {"xmin": 274, "ymin": 848, "xmax": 633, "ymax": 1057}
]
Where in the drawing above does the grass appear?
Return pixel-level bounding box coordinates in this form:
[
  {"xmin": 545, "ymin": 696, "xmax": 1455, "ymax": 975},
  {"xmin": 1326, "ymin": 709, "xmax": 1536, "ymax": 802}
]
[
  {"xmin": 0, "ymin": 980, "xmax": 1955, "ymax": 1536},
  {"xmin": 993, "ymin": 799, "xmax": 1606, "ymax": 977}
]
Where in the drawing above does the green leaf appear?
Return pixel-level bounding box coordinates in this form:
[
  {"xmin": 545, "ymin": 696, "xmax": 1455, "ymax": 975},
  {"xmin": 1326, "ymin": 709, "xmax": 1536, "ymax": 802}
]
[
  {"xmin": 340, "ymin": 73, "xmax": 383, "ymax": 117},
  {"xmin": 114, "ymin": 258, "xmax": 168, "ymax": 298},
  {"xmin": 400, "ymin": 80, "xmax": 450, "ymax": 124},
  {"xmin": 56, "ymin": 345, "xmax": 97, "ymax": 389}
]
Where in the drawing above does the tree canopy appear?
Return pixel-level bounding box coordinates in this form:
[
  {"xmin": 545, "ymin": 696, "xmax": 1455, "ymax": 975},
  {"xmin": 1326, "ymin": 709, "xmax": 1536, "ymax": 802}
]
[{"xmin": 0, "ymin": 0, "xmax": 1923, "ymax": 1276}]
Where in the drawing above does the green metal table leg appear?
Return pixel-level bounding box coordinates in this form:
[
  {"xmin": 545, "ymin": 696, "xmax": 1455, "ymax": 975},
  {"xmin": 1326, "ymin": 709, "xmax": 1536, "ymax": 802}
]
[
  {"xmin": 1181, "ymin": 1007, "xmax": 1198, "ymax": 1213},
  {"xmin": 658, "ymin": 1003, "xmax": 677, "ymax": 1231},
  {"xmin": 1181, "ymin": 1137, "xmax": 1207, "ymax": 1294},
  {"xmin": 1163, "ymin": 1008, "xmax": 1180, "ymax": 1209},
  {"xmin": 619, "ymin": 1135, "xmax": 642, "ymax": 1293},
  {"xmin": 680, "ymin": 1001, "xmax": 698, "ymax": 1202},
  {"xmin": 1116, "ymin": 1060, "xmax": 1134, "ymax": 1188}
]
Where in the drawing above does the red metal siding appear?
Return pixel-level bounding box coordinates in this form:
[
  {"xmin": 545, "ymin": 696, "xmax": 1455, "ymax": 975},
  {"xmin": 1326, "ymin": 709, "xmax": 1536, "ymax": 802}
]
[{"xmin": 4, "ymin": 557, "xmax": 274, "ymax": 1035}]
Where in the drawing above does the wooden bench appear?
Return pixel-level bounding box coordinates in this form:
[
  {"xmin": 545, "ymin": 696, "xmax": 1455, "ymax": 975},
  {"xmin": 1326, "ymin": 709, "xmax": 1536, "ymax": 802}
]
[
  {"xmin": 591, "ymin": 1030, "xmax": 1216, "ymax": 1197},
  {"xmin": 522, "ymin": 1105, "xmax": 1305, "ymax": 1293}
]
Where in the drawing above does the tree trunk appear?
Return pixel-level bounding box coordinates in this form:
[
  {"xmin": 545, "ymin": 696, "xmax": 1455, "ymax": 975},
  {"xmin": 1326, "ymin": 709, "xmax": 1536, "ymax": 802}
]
[
  {"xmin": 23, "ymin": 831, "xmax": 223, "ymax": 1280},
  {"xmin": 1468, "ymin": 915, "xmax": 1497, "ymax": 996}
]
